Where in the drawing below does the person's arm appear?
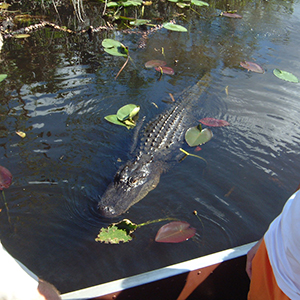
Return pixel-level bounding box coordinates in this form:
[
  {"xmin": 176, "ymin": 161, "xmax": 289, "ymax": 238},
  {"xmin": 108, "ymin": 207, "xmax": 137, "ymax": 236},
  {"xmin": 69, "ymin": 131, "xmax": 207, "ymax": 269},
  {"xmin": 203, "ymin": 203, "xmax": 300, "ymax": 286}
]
[{"xmin": 246, "ymin": 238, "xmax": 263, "ymax": 279}]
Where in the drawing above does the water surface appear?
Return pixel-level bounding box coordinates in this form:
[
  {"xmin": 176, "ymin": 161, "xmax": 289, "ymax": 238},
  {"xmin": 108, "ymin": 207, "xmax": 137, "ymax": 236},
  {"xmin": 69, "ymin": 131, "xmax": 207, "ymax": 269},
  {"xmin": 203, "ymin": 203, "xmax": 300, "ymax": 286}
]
[{"xmin": 0, "ymin": 0, "xmax": 299, "ymax": 293}]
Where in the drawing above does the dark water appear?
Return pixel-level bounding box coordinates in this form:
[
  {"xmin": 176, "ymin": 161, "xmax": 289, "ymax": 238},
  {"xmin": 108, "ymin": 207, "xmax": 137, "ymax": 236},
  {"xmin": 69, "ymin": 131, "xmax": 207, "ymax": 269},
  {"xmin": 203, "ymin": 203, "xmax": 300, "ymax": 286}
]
[{"xmin": 0, "ymin": 0, "xmax": 299, "ymax": 293}]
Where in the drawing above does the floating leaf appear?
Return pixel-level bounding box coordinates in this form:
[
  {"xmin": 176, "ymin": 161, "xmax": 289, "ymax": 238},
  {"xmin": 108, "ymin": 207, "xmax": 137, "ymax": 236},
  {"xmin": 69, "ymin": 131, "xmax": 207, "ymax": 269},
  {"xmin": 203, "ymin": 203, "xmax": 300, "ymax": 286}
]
[
  {"xmin": 0, "ymin": 166, "xmax": 12, "ymax": 190},
  {"xmin": 123, "ymin": 0, "xmax": 143, "ymax": 6},
  {"xmin": 191, "ymin": 0, "xmax": 209, "ymax": 6},
  {"xmin": 155, "ymin": 66, "xmax": 175, "ymax": 75},
  {"xmin": 185, "ymin": 126, "xmax": 213, "ymax": 147},
  {"xmin": 240, "ymin": 61, "xmax": 264, "ymax": 74},
  {"xmin": 107, "ymin": 1, "xmax": 119, "ymax": 7},
  {"xmin": 16, "ymin": 131, "xmax": 26, "ymax": 138},
  {"xmin": 104, "ymin": 115, "xmax": 131, "ymax": 128},
  {"xmin": 163, "ymin": 23, "xmax": 187, "ymax": 32},
  {"xmin": 116, "ymin": 104, "xmax": 140, "ymax": 122},
  {"xmin": 95, "ymin": 225, "xmax": 133, "ymax": 244},
  {"xmin": 155, "ymin": 221, "xmax": 196, "ymax": 243},
  {"xmin": 102, "ymin": 39, "xmax": 128, "ymax": 57},
  {"xmin": 13, "ymin": 34, "xmax": 31, "ymax": 39},
  {"xmin": 145, "ymin": 60, "xmax": 167, "ymax": 68},
  {"xmin": 129, "ymin": 19, "xmax": 151, "ymax": 26},
  {"xmin": 176, "ymin": 2, "xmax": 189, "ymax": 8},
  {"xmin": 199, "ymin": 118, "xmax": 230, "ymax": 127},
  {"xmin": 105, "ymin": 104, "xmax": 139, "ymax": 129},
  {"xmin": 102, "ymin": 39, "xmax": 122, "ymax": 48},
  {"xmin": 0, "ymin": 74, "xmax": 7, "ymax": 82},
  {"xmin": 273, "ymin": 69, "xmax": 299, "ymax": 83},
  {"xmin": 95, "ymin": 219, "xmax": 137, "ymax": 244},
  {"xmin": 221, "ymin": 12, "xmax": 242, "ymax": 19}
]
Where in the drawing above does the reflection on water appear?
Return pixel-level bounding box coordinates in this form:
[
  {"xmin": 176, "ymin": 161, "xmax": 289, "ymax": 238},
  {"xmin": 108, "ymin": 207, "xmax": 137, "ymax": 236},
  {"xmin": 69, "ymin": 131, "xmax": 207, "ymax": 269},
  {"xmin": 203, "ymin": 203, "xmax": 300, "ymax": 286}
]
[{"xmin": 0, "ymin": 0, "xmax": 300, "ymax": 293}]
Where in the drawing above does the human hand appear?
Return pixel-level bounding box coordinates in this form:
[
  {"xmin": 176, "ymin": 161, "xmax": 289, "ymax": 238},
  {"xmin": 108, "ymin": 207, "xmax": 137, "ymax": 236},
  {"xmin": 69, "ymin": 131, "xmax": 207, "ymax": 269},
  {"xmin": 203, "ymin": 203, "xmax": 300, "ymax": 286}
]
[
  {"xmin": 246, "ymin": 238, "xmax": 263, "ymax": 279},
  {"xmin": 37, "ymin": 280, "xmax": 61, "ymax": 300}
]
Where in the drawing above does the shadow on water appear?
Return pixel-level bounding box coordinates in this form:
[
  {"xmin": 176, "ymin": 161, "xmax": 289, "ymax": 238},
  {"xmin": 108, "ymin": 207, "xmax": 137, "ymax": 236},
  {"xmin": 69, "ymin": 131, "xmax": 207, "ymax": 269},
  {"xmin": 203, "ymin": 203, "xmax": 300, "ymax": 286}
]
[{"xmin": 0, "ymin": 0, "xmax": 299, "ymax": 293}]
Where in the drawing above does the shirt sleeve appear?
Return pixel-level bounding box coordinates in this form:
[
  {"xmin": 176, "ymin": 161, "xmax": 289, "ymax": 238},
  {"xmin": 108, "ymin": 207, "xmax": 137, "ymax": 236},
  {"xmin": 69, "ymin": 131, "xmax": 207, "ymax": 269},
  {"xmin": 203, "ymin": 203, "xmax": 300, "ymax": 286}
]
[{"xmin": 0, "ymin": 241, "xmax": 40, "ymax": 300}]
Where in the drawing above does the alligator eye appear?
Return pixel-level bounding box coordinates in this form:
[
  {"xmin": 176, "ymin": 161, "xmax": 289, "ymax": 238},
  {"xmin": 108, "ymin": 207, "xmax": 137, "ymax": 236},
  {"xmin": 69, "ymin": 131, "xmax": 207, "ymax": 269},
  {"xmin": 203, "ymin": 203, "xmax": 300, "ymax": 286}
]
[{"xmin": 128, "ymin": 177, "xmax": 138, "ymax": 185}]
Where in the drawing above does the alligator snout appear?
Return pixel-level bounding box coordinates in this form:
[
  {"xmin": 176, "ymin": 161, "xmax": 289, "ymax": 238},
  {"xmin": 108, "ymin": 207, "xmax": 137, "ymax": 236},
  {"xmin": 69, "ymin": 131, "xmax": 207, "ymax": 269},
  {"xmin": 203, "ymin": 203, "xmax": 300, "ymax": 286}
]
[{"xmin": 98, "ymin": 204, "xmax": 117, "ymax": 218}]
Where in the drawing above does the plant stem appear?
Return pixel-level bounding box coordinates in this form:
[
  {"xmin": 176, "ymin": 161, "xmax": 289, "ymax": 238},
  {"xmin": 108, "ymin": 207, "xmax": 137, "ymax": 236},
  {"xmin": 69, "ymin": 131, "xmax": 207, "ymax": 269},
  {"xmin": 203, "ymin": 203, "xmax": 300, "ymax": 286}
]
[
  {"xmin": 2, "ymin": 190, "xmax": 11, "ymax": 225},
  {"xmin": 137, "ymin": 217, "xmax": 178, "ymax": 228},
  {"xmin": 179, "ymin": 148, "xmax": 207, "ymax": 163},
  {"xmin": 115, "ymin": 55, "xmax": 129, "ymax": 80}
]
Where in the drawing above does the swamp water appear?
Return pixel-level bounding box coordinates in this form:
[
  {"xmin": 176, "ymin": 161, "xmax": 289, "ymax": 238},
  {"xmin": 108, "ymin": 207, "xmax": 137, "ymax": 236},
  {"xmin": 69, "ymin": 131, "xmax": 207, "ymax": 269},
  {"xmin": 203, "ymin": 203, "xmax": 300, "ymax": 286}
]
[{"xmin": 0, "ymin": 0, "xmax": 299, "ymax": 293}]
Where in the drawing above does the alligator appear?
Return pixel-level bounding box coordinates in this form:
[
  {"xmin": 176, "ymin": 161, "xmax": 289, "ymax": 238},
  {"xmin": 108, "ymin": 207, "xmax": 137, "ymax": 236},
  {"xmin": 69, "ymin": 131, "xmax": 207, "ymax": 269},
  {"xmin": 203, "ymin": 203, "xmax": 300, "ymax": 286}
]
[{"xmin": 98, "ymin": 74, "xmax": 211, "ymax": 217}]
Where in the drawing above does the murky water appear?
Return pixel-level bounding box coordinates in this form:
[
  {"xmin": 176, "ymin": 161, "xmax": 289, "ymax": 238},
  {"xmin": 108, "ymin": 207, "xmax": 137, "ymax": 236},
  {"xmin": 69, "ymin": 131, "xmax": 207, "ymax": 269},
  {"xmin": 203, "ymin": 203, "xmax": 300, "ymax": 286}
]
[{"xmin": 0, "ymin": 0, "xmax": 299, "ymax": 293}]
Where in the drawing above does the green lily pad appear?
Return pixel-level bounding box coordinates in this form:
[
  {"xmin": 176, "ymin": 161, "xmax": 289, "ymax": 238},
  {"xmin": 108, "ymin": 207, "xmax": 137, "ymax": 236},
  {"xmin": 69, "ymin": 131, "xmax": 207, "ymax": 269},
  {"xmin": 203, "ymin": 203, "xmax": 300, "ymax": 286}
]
[
  {"xmin": 273, "ymin": 69, "xmax": 299, "ymax": 83},
  {"xmin": 95, "ymin": 225, "xmax": 133, "ymax": 244},
  {"xmin": 107, "ymin": 1, "xmax": 119, "ymax": 7},
  {"xmin": 191, "ymin": 0, "xmax": 209, "ymax": 7},
  {"xmin": 185, "ymin": 125, "xmax": 213, "ymax": 147},
  {"xmin": 123, "ymin": 0, "xmax": 143, "ymax": 6},
  {"xmin": 95, "ymin": 219, "xmax": 138, "ymax": 244},
  {"xmin": 104, "ymin": 115, "xmax": 130, "ymax": 128},
  {"xmin": 163, "ymin": 23, "xmax": 188, "ymax": 32},
  {"xmin": 116, "ymin": 104, "xmax": 140, "ymax": 122},
  {"xmin": 129, "ymin": 19, "xmax": 151, "ymax": 26},
  {"xmin": 0, "ymin": 74, "xmax": 7, "ymax": 83},
  {"xmin": 13, "ymin": 34, "xmax": 31, "ymax": 39},
  {"xmin": 102, "ymin": 39, "xmax": 128, "ymax": 57},
  {"xmin": 177, "ymin": 2, "xmax": 190, "ymax": 8}
]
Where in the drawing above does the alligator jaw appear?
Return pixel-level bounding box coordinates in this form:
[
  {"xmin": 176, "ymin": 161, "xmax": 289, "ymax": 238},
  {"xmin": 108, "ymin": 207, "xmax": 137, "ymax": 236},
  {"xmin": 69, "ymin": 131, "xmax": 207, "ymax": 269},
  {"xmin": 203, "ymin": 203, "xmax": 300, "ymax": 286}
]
[{"xmin": 98, "ymin": 159, "xmax": 162, "ymax": 217}]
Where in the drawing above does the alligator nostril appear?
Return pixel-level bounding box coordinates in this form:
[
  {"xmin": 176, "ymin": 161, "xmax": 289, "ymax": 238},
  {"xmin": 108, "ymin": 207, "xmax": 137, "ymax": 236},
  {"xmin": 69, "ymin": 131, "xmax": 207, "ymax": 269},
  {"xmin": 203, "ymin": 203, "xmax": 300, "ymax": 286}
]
[{"xmin": 98, "ymin": 205, "xmax": 116, "ymax": 217}]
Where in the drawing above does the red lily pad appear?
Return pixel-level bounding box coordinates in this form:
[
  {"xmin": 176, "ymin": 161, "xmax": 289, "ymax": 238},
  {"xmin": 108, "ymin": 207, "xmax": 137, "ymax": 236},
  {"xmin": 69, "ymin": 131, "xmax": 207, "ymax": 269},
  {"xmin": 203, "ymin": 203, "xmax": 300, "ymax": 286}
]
[
  {"xmin": 0, "ymin": 166, "xmax": 12, "ymax": 190},
  {"xmin": 240, "ymin": 61, "xmax": 265, "ymax": 74},
  {"xmin": 199, "ymin": 118, "xmax": 230, "ymax": 127},
  {"xmin": 145, "ymin": 60, "xmax": 167, "ymax": 68},
  {"xmin": 155, "ymin": 221, "xmax": 196, "ymax": 243},
  {"xmin": 221, "ymin": 12, "xmax": 242, "ymax": 19},
  {"xmin": 155, "ymin": 66, "xmax": 175, "ymax": 75}
]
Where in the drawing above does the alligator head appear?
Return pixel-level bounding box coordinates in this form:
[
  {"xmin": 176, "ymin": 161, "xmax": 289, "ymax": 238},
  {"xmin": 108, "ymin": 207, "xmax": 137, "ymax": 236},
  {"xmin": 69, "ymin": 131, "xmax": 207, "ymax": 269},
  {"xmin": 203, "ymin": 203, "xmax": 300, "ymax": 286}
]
[{"xmin": 98, "ymin": 155, "xmax": 163, "ymax": 217}]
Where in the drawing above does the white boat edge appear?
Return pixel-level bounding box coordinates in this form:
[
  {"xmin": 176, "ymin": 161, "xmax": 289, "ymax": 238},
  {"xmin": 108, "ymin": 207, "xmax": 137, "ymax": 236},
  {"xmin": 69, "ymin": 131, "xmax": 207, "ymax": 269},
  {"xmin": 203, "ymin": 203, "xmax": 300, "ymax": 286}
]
[{"xmin": 61, "ymin": 241, "xmax": 256, "ymax": 300}]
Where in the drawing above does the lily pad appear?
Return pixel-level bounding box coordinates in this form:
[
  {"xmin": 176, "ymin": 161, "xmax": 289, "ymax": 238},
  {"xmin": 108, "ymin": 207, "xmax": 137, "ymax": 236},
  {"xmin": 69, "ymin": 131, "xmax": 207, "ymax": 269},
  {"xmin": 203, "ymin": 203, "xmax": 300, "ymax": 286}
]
[
  {"xmin": 273, "ymin": 69, "xmax": 299, "ymax": 83},
  {"xmin": 102, "ymin": 39, "xmax": 128, "ymax": 57},
  {"xmin": 199, "ymin": 118, "xmax": 230, "ymax": 127},
  {"xmin": 0, "ymin": 166, "xmax": 12, "ymax": 190},
  {"xmin": 155, "ymin": 66, "xmax": 175, "ymax": 75},
  {"xmin": 145, "ymin": 60, "xmax": 167, "ymax": 68},
  {"xmin": 0, "ymin": 74, "xmax": 7, "ymax": 83},
  {"xmin": 104, "ymin": 115, "xmax": 130, "ymax": 128},
  {"xmin": 155, "ymin": 221, "xmax": 196, "ymax": 243},
  {"xmin": 240, "ymin": 61, "xmax": 264, "ymax": 74},
  {"xmin": 116, "ymin": 104, "xmax": 140, "ymax": 122},
  {"xmin": 123, "ymin": 0, "xmax": 143, "ymax": 6},
  {"xmin": 107, "ymin": 1, "xmax": 119, "ymax": 7},
  {"xmin": 95, "ymin": 219, "xmax": 138, "ymax": 244},
  {"xmin": 221, "ymin": 12, "xmax": 242, "ymax": 19},
  {"xmin": 105, "ymin": 104, "xmax": 140, "ymax": 129},
  {"xmin": 13, "ymin": 34, "xmax": 31, "ymax": 39},
  {"xmin": 191, "ymin": 0, "xmax": 209, "ymax": 6},
  {"xmin": 95, "ymin": 225, "xmax": 133, "ymax": 244},
  {"xmin": 185, "ymin": 125, "xmax": 213, "ymax": 147},
  {"xmin": 130, "ymin": 19, "xmax": 151, "ymax": 26},
  {"xmin": 163, "ymin": 23, "xmax": 188, "ymax": 32},
  {"xmin": 176, "ymin": 2, "xmax": 190, "ymax": 8}
]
